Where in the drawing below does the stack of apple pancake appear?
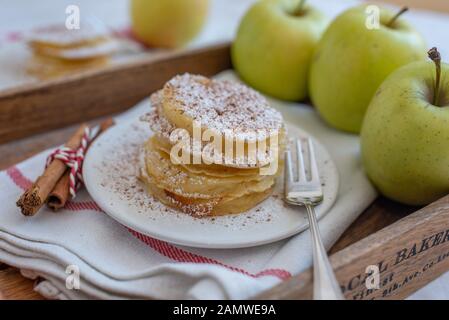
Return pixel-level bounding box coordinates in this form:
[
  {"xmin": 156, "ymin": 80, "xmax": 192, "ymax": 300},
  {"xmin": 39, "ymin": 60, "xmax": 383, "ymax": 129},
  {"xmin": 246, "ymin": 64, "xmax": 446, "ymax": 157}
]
[
  {"xmin": 27, "ymin": 23, "xmax": 118, "ymax": 78},
  {"xmin": 140, "ymin": 74, "xmax": 285, "ymax": 217}
]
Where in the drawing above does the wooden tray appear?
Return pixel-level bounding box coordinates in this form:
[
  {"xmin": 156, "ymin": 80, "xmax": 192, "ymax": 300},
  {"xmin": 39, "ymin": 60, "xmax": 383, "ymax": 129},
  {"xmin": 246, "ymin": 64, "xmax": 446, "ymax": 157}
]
[{"xmin": 1, "ymin": 43, "xmax": 449, "ymax": 300}]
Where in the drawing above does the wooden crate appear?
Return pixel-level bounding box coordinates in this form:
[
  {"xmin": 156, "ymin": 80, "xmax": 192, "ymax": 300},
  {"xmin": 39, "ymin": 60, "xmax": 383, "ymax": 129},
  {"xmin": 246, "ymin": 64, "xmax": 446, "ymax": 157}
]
[{"xmin": 1, "ymin": 43, "xmax": 449, "ymax": 300}]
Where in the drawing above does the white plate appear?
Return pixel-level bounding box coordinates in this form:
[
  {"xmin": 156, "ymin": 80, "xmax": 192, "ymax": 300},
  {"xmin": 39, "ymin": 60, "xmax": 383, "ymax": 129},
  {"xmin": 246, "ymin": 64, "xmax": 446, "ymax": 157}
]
[{"xmin": 83, "ymin": 118, "xmax": 339, "ymax": 249}]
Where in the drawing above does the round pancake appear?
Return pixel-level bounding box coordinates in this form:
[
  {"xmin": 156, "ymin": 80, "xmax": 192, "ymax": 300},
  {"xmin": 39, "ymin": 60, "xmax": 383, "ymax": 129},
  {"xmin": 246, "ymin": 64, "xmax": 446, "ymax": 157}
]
[
  {"xmin": 30, "ymin": 39, "xmax": 118, "ymax": 61},
  {"xmin": 152, "ymin": 137, "xmax": 265, "ymax": 178},
  {"xmin": 27, "ymin": 54, "xmax": 109, "ymax": 79},
  {"xmin": 138, "ymin": 73, "xmax": 286, "ymax": 217},
  {"xmin": 162, "ymin": 74, "xmax": 284, "ymax": 143},
  {"xmin": 27, "ymin": 23, "xmax": 110, "ymax": 48},
  {"xmin": 142, "ymin": 88, "xmax": 285, "ymax": 169},
  {"xmin": 142, "ymin": 138, "xmax": 277, "ymax": 199},
  {"xmin": 140, "ymin": 173, "xmax": 275, "ymax": 217}
]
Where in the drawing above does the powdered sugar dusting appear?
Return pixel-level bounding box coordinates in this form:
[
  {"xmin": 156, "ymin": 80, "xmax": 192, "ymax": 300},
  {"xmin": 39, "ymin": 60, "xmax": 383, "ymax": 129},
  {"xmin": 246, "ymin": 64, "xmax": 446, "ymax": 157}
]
[
  {"xmin": 39, "ymin": 39, "xmax": 120, "ymax": 60},
  {"xmin": 141, "ymin": 84, "xmax": 283, "ymax": 169},
  {"xmin": 27, "ymin": 22, "xmax": 109, "ymax": 46},
  {"xmin": 164, "ymin": 74, "xmax": 284, "ymax": 140},
  {"xmin": 140, "ymin": 91, "xmax": 175, "ymax": 141}
]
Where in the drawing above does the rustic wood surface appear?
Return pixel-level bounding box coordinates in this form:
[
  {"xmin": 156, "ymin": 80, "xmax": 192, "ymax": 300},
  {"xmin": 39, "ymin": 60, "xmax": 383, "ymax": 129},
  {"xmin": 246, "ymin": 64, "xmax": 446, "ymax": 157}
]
[
  {"xmin": 0, "ymin": 0, "xmax": 448, "ymax": 300},
  {"xmin": 376, "ymin": 0, "xmax": 449, "ymax": 13},
  {"xmin": 0, "ymin": 268, "xmax": 43, "ymax": 300}
]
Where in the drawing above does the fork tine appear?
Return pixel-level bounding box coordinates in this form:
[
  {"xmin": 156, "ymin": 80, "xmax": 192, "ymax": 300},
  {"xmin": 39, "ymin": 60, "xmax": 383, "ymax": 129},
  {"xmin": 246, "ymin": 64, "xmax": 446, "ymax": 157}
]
[
  {"xmin": 296, "ymin": 139, "xmax": 306, "ymax": 182},
  {"xmin": 284, "ymin": 150, "xmax": 294, "ymax": 186},
  {"xmin": 307, "ymin": 138, "xmax": 320, "ymax": 183}
]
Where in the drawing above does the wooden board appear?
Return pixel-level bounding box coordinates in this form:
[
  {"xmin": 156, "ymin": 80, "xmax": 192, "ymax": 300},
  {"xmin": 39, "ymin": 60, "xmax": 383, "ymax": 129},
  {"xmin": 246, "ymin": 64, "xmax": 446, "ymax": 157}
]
[
  {"xmin": 375, "ymin": 0, "xmax": 449, "ymax": 13},
  {"xmin": 0, "ymin": 267, "xmax": 43, "ymax": 300}
]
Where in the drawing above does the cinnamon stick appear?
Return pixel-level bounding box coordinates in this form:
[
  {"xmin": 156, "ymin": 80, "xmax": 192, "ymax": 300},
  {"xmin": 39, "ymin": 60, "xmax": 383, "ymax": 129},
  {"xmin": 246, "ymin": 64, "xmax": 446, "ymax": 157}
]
[
  {"xmin": 47, "ymin": 118, "xmax": 115, "ymax": 211},
  {"xmin": 16, "ymin": 124, "xmax": 89, "ymax": 216},
  {"xmin": 46, "ymin": 171, "xmax": 70, "ymax": 211}
]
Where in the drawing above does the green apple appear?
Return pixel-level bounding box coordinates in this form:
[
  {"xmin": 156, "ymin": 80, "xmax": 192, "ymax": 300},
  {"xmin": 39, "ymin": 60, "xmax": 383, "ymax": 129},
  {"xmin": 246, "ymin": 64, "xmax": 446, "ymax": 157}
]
[
  {"xmin": 130, "ymin": 0, "xmax": 209, "ymax": 48},
  {"xmin": 309, "ymin": 5, "xmax": 426, "ymax": 133},
  {"xmin": 361, "ymin": 48, "xmax": 449, "ymax": 205},
  {"xmin": 232, "ymin": 0, "xmax": 328, "ymax": 101}
]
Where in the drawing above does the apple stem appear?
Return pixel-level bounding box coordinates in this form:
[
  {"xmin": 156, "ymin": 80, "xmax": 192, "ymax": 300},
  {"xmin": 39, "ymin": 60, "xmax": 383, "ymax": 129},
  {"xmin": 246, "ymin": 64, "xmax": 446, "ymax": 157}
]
[
  {"xmin": 428, "ymin": 47, "xmax": 442, "ymax": 106},
  {"xmin": 295, "ymin": 0, "xmax": 306, "ymax": 15},
  {"xmin": 387, "ymin": 7, "xmax": 409, "ymax": 28}
]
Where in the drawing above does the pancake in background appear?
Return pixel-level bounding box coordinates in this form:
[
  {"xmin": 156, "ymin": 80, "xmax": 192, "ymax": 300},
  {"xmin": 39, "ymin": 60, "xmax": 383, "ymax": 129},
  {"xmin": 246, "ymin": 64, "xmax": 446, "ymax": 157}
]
[
  {"xmin": 27, "ymin": 21, "xmax": 110, "ymax": 47},
  {"xmin": 26, "ymin": 22, "xmax": 117, "ymax": 78},
  {"xmin": 30, "ymin": 38, "xmax": 119, "ymax": 61},
  {"xmin": 26, "ymin": 54, "xmax": 109, "ymax": 79}
]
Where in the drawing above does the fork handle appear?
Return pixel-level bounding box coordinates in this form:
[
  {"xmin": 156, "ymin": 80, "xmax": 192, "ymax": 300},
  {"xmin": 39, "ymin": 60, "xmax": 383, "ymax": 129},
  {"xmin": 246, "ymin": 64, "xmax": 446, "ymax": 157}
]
[{"xmin": 305, "ymin": 204, "xmax": 345, "ymax": 300}]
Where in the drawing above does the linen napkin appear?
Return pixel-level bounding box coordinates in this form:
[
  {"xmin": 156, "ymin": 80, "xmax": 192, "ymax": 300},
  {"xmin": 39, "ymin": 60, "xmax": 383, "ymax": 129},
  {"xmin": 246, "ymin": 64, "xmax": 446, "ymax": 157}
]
[{"xmin": 0, "ymin": 70, "xmax": 377, "ymax": 299}]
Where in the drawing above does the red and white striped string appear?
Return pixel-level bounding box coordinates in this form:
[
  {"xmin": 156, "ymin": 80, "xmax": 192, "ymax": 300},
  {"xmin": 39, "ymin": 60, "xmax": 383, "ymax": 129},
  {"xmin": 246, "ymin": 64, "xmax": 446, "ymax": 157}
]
[{"xmin": 45, "ymin": 127, "xmax": 91, "ymax": 198}]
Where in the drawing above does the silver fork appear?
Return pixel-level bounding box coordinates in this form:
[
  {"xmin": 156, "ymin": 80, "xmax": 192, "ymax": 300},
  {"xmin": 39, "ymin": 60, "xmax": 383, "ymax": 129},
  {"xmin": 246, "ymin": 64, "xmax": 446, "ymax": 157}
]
[{"xmin": 284, "ymin": 138, "xmax": 344, "ymax": 300}]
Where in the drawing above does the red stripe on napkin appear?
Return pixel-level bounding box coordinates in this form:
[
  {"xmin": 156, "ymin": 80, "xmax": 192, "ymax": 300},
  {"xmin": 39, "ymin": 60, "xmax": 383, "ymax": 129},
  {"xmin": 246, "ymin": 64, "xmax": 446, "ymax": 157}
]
[
  {"xmin": 128, "ymin": 228, "xmax": 291, "ymax": 280},
  {"xmin": 6, "ymin": 166, "xmax": 32, "ymax": 190},
  {"xmin": 64, "ymin": 200, "xmax": 103, "ymax": 212}
]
